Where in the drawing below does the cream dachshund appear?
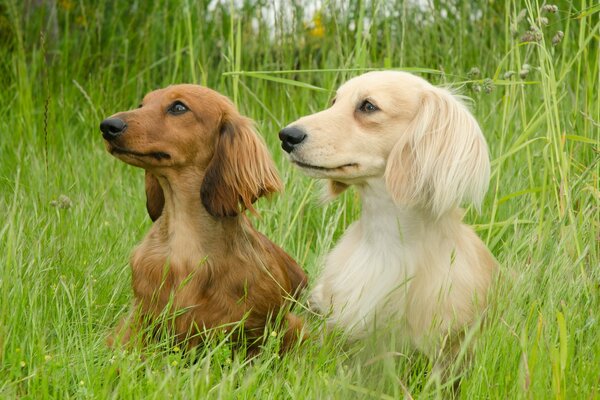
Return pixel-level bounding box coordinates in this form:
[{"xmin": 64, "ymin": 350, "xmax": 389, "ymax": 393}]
[{"xmin": 279, "ymin": 71, "xmax": 496, "ymax": 362}]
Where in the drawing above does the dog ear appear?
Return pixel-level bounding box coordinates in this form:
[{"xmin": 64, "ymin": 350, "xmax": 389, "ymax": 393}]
[
  {"xmin": 385, "ymin": 87, "xmax": 490, "ymax": 218},
  {"xmin": 200, "ymin": 114, "xmax": 282, "ymax": 217},
  {"xmin": 145, "ymin": 171, "xmax": 164, "ymax": 222}
]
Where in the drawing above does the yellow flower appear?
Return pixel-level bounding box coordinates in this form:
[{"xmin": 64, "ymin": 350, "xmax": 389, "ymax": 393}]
[
  {"xmin": 308, "ymin": 12, "xmax": 325, "ymax": 38},
  {"xmin": 171, "ymin": 360, "xmax": 178, "ymax": 367},
  {"xmin": 173, "ymin": 346, "xmax": 181, "ymax": 352},
  {"xmin": 20, "ymin": 361, "xmax": 26, "ymax": 368},
  {"xmin": 58, "ymin": 0, "xmax": 75, "ymax": 11},
  {"xmin": 75, "ymin": 15, "xmax": 88, "ymax": 28}
]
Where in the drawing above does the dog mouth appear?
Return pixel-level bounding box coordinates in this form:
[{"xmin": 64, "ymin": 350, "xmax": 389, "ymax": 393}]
[
  {"xmin": 292, "ymin": 160, "xmax": 358, "ymax": 171},
  {"xmin": 110, "ymin": 145, "xmax": 171, "ymax": 161}
]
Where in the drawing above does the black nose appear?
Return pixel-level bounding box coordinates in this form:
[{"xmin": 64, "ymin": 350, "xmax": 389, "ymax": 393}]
[
  {"xmin": 100, "ymin": 118, "xmax": 127, "ymax": 140},
  {"xmin": 278, "ymin": 126, "xmax": 307, "ymax": 153}
]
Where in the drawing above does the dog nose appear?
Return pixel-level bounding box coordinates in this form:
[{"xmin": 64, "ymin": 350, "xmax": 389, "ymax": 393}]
[
  {"xmin": 100, "ymin": 118, "xmax": 127, "ymax": 140},
  {"xmin": 278, "ymin": 126, "xmax": 307, "ymax": 153}
]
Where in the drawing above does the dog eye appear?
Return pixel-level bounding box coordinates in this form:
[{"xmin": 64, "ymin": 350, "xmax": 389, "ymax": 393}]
[
  {"xmin": 359, "ymin": 100, "xmax": 379, "ymax": 113},
  {"xmin": 168, "ymin": 101, "xmax": 189, "ymax": 115}
]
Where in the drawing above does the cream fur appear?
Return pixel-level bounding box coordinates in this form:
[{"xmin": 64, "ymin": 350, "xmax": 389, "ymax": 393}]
[{"xmin": 283, "ymin": 71, "xmax": 497, "ymax": 357}]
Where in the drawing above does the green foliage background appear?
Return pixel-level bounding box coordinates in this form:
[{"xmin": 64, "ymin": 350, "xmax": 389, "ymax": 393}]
[{"xmin": 0, "ymin": 0, "xmax": 598, "ymax": 398}]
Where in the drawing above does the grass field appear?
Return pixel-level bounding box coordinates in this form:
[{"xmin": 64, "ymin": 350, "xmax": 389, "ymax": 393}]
[{"xmin": 0, "ymin": 0, "xmax": 598, "ymax": 398}]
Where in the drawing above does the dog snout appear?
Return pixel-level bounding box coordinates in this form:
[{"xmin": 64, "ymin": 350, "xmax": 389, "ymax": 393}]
[
  {"xmin": 100, "ymin": 117, "xmax": 127, "ymax": 141},
  {"xmin": 278, "ymin": 126, "xmax": 307, "ymax": 153}
]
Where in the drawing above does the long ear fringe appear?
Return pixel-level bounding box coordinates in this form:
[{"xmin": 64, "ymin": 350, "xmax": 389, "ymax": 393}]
[
  {"xmin": 200, "ymin": 114, "xmax": 283, "ymax": 217},
  {"xmin": 385, "ymin": 87, "xmax": 490, "ymax": 218}
]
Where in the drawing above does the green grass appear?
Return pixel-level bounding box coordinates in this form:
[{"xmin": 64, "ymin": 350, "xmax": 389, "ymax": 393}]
[{"xmin": 0, "ymin": 0, "xmax": 598, "ymax": 398}]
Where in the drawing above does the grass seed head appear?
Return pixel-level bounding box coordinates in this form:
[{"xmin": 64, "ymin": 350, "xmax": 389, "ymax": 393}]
[
  {"xmin": 50, "ymin": 195, "xmax": 73, "ymax": 209},
  {"xmin": 520, "ymin": 29, "xmax": 543, "ymax": 43},
  {"xmin": 520, "ymin": 64, "xmax": 532, "ymax": 79},
  {"xmin": 468, "ymin": 67, "xmax": 481, "ymax": 79},
  {"xmin": 503, "ymin": 70, "xmax": 516, "ymax": 79},
  {"xmin": 552, "ymin": 31, "xmax": 564, "ymax": 46},
  {"xmin": 483, "ymin": 78, "xmax": 495, "ymax": 93}
]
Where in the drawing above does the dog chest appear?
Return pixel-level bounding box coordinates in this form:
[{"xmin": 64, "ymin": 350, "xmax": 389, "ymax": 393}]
[{"xmin": 314, "ymin": 217, "xmax": 417, "ymax": 335}]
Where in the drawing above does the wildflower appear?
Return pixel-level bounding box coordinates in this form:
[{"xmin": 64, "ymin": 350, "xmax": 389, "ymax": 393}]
[
  {"xmin": 44, "ymin": 355, "xmax": 52, "ymax": 362},
  {"xmin": 308, "ymin": 11, "xmax": 325, "ymax": 39},
  {"xmin": 58, "ymin": 0, "xmax": 75, "ymax": 11},
  {"xmin": 467, "ymin": 67, "xmax": 481, "ymax": 79},
  {"xmin": 542, "ymin": 4, "xmax": 558, "ymax": 14},
  {"xmin": 75, "ymin": 15, "xmax": 87, "ymax": 28},
  {"xmin": 552, "ymin": 31, "xmax": 564, "ymax": 46},
  {"xmin": 270, "ymin": 331, "xmax": 278, "ymax": 337},
  {"xmin": 171, "ymin": 360, "xmax": 178, "ymax": 367},
  {"xmin": 20, "ymin": 361, "xmax": 26, "ymax": 368},
  {"xmin": 79, "ymin": 380, "xmax": 84, "ymax": 386},
  {"xmin": 173, "ymin": 346, "xmax": 181, "ymax": 352}
]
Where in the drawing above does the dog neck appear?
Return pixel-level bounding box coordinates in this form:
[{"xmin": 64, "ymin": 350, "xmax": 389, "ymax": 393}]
[
  {"xmin": 152, "ymin": 169, "xmax": 245, "ymax": 256},
  {"xmin": 357, "ymin": 178, "xmax": 461, "ymax": 247}
]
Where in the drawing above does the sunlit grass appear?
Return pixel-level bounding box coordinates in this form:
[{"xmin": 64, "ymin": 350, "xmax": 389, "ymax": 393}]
[{"xmin": 0, "ymin": 0, "xmax": 598, "ymax": 398}]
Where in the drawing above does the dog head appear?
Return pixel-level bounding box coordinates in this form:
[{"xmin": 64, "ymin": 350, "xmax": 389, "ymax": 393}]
[
  {"xmin": 101, "ymin": 84, "xmax": 282, "ymax": 219},
  {"xmin": 279, "ymin": 71, "xmax": 490, "ymax": 217}
]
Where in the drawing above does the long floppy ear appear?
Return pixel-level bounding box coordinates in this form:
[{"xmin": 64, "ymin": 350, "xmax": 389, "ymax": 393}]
[
  {"xmin": 385, "ymin": 87, "xmax": 490, "ymax": 218},
  {"xmin": 200, "ymin": 114, "xmax": 283, "ymax": 217},
  {"xmin": 145, "ymin": 171, "xmax": 164, "ymax": 222}
]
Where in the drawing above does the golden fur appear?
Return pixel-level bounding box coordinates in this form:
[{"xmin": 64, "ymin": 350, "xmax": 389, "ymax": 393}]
[{"xmin": 102, "ymin": 84, "xmax": 307, "ymax": 351}]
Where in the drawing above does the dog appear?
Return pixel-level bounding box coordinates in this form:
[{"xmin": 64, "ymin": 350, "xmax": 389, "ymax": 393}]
[
  {"xmin": 100, "ymin": 84, "xmax": 307, "ymax": 352},
  {"xmin": 279, "ymin": 71, "xmax": 496, "ymax": 362}
]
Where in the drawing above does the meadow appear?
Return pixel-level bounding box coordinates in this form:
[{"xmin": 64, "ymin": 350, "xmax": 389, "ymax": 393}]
[{"xmin": 0, "ymin": 0, "xmax": 598, "ymax": 398}]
